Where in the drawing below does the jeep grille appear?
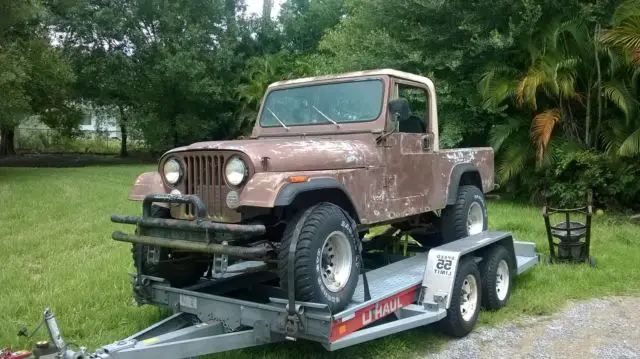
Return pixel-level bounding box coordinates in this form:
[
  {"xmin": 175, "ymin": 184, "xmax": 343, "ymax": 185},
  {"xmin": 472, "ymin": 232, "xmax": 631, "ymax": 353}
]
[{"xmin": 175, "ymin": 151, "xmax": 243, "ymax": 223}]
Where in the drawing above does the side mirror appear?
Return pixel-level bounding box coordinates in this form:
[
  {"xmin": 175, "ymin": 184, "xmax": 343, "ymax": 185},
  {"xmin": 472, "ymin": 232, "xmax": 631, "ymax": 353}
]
[{"xmin": 388, "ymin": 98, "xmax": 410, "ymax": 123}]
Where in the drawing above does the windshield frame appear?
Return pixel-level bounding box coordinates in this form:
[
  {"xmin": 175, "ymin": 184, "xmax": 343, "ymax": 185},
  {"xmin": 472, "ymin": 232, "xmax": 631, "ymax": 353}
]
[{"xmin": 257, "ymin": 78, "xmax": 386, "ymax": 129}]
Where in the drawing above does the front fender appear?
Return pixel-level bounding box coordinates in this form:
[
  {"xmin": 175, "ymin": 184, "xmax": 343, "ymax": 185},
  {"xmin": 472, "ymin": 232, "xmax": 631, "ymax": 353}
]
[
  {"xmin": 238, "ymin": 172, "xmax": 351, "ymax": 208},
  {"xmin": 128, "ymin": 172, "xmax": 168, "ymax": 201},
  {"xmin": 238, "ymin": 172, "xmax": 291, "ymax": 208}
]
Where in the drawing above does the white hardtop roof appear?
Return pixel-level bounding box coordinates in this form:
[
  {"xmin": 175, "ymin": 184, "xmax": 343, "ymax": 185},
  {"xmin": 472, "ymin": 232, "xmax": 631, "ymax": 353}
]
[{"xmin": 267, "ymin": 68, "xmax": 434, "ymax": 89}]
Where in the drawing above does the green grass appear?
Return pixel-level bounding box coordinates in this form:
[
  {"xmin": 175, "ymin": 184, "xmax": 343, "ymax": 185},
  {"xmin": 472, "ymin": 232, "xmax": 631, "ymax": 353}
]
[{"xmin": 1, "ymin": 166, "xmax": 639, "ymax": 358}]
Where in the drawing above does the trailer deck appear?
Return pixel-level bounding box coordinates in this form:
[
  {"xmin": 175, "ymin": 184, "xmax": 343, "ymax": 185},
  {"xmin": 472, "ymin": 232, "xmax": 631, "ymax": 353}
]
[{"xmin": 33, "ymin": 231, "xmax": 538, "ymax": 359}]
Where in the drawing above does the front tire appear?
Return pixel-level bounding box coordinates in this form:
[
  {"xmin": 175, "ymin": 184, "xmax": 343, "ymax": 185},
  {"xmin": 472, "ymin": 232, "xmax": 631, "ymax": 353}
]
[
  {"xmin": 437, "ymin": 256, "xmax": 482, "ymax": 338},
  {"xmin": 440, "ymin": 185, "xmax": 488, "ymax": 243},
  {"xmin": 278, "ymin": 202, "xmax": 361, "ymax": 313}
]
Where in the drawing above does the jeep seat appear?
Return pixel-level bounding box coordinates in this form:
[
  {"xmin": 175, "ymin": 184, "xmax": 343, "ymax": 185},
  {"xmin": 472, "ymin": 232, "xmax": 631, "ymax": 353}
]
[
  {"xmin": 400, "ymin": 114, "xmax": 426, "ymax": 133},
  {"xmin": 389, "ymin": 97, "xmax": 426, "ymax": 134}
]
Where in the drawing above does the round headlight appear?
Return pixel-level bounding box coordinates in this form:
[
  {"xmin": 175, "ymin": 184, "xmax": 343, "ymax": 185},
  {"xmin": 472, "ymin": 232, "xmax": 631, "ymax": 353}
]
[
  {"xmin": 163, "ymin": 158, "xmax": 182, "ymax": 185},
  {"xmin": 225, "ymin": 156, "xmax": 247, "ymax": 186}
]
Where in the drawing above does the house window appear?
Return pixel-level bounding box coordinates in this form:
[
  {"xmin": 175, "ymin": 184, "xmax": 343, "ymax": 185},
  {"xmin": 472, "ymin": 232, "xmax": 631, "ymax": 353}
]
[{"xmin": 81, "ymin": 110, "xmax": 92, "ymax": 126}]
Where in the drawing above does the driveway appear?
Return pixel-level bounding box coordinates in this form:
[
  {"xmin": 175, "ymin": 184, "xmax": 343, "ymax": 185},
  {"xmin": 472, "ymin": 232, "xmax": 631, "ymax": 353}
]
[{"xmin": 422, "ymin": 296, "xmax": 639, "ymax": 359}]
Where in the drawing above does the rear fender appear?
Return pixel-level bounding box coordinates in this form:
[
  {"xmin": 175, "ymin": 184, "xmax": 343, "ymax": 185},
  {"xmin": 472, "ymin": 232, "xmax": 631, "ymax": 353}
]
[
  {"xmin": 445, "ymin": 164, "xmax": 482, "ymax": 205},
  {"xmin": 128, "ymin": 172, "xmax": 168, "ymax": 201}
]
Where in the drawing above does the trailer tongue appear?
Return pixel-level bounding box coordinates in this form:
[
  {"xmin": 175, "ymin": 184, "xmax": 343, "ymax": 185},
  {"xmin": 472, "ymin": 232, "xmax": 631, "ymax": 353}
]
[{"xmin": 32, "ymin": 231, "xmax": 537, "ymax": 359}]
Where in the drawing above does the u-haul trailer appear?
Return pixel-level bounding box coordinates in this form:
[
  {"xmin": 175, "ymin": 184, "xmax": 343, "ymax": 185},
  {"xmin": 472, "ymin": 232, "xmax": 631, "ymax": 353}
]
[{"xmin": 35, "ymin": 231, "xmax": 537, "ymax": 359}]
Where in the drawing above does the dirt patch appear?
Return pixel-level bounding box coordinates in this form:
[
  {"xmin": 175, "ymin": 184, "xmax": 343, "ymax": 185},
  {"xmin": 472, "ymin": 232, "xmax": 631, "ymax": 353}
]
[{"xmin": 421, "ymin": 296, "xmax": 640, "ymax": 359}]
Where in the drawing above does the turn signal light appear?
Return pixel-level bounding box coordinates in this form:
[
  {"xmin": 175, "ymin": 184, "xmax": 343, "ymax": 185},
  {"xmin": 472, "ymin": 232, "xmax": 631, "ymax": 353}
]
[{"xmin": 287, "ymin": 175, "xmax": 310, "ymax": 183}]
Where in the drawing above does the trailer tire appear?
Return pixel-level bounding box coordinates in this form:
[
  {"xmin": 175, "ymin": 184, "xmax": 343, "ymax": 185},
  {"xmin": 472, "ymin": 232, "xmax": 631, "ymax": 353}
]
[
  {"xmin": 278, "ymin": 202, "xmax": 361, "ymax": 313},
  {"xmin": 440, "ymin": 185, "xmax": 487, "ymax": 243},
  {"xmin": 437, "ymin": 256, "xmax": 482, "ymax": 338},
  {"xmin": 132, "ymin": 205, "xmax": 209, "ymax": 288},
  {"xmin": 480, "ymin": 245, "xmax": 512, "ymax": 310}
]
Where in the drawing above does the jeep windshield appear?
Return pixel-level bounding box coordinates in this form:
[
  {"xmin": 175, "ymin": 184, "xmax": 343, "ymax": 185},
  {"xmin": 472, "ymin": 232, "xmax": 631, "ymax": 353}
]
[{"xmin": 259, "ymin": 79, "xmax": 384, "ymax": 128}]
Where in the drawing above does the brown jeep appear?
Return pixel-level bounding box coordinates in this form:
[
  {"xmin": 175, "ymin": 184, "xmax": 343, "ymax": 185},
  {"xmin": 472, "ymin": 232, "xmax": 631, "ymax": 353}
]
[{"xmin": 112, "ymin": 69, "xmax": 495, "ymax": 312}]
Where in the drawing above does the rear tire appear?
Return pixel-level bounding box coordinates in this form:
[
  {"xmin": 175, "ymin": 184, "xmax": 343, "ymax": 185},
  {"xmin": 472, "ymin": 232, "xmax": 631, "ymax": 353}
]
[
  {"xmin": 278, "ymin": 202, "xmax": 361, "ymax": 313},
  {"xmin": 480, "ymin": 245, "xmax": 512, "ymax": 310},
  {"xmin": 440, "ymin": 185, "xmax": 488, "ymax": 243},
  {"xmin": 132, "ymin": 205, "xmax": 210, "ymax": 287},
  {"xmin": 437, "ymin": 256, "xmax": 482, "ymax": 338}
]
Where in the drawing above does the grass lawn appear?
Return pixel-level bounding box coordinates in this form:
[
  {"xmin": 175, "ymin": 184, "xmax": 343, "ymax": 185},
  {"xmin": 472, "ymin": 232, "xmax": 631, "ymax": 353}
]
[{"xmin": 1, "ymin": 165, "xmax": 639, "ymax": 358}]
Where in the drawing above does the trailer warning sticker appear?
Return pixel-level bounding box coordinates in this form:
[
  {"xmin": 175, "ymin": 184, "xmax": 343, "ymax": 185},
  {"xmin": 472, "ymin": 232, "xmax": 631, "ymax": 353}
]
[{"xmin": 179, "ymin": 294, "xmax": 198, "ymax": 309}]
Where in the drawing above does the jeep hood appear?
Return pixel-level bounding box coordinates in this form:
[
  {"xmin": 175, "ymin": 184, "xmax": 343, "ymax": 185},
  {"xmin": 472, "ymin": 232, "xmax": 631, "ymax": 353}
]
[{"xmin": 165, "ymin": 137, "xmax": 377, "ymax": 172}]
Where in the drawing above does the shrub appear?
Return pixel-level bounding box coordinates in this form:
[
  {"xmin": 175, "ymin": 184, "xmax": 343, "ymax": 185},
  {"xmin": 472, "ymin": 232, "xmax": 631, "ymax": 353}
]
[{"xmin": 538, "ymin": 150, "xmax": 640, "ymax": 211}]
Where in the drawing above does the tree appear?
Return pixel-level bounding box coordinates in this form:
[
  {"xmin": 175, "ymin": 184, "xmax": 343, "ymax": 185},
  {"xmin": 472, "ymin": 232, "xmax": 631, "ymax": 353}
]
[
  {"xmin": 56, "ymin": 0, "xmax": 140, "ymax": 157},
  {"xmin": 279, "ymin": 0, "xmax": 345, "ymax": 54},
  {"xmin": 0, "ymin": 0, "xmax": 78, "ymax": 156},
  {"xmin": 480, "ymin": 21, "xmax": 589, "ymax": 164},
  {"xmin": 479, "ymin": 16, "xmax": 638, "ymax": 183},
  {"xmin": 600, "ymin": 0, "xmax": 640, "ymax": 156}
]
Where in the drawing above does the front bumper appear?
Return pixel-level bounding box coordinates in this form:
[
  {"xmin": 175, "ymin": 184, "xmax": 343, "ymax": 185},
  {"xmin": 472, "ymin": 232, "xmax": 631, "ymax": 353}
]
[{"xmin": 111, "ymin": 193, "xmax": 270, "ymax": 259}]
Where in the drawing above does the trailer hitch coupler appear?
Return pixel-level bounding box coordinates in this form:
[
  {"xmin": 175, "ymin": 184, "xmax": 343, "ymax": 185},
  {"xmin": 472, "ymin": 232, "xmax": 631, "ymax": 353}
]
[
  {"xmin": 43, "ymin": 308, "xmax": 88, "ymax": 359},
  {"xmin": 44, "ymin": 308, "xmax": 66, "ymax": 352}
]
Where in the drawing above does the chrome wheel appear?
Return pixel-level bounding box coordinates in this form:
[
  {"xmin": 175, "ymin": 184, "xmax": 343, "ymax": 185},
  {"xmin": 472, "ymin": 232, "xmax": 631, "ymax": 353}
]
[
  {"xmin": 467, "ymin": 201, "xmax": 484, "ymax": 235},
  {"xmin": 460, "ymin": 274, "xmax": 479, "ymax": 322},
  {"xmin": 495, "ymin": 259, "xmax": 510, "ymax": 301},
  {"xmin": 320, "ymin": 231, "xmax": 353, "ymax": 292}
]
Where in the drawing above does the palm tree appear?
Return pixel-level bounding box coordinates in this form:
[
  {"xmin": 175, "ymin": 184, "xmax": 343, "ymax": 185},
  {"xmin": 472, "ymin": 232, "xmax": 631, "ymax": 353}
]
[
  {"xmin": 479, "ymin": 20, "xmax": 590, "ymax": 182},
  {"xmin": 480, "ymin": 15, "xmax": 640, "ymax": 183},
  {"xmin": 600, "ymin": 0, "xmax": 640, "ymax": 65},
  {"xmin": 599, "ymin": 0, "xmax": 640, "ymax": 156}
]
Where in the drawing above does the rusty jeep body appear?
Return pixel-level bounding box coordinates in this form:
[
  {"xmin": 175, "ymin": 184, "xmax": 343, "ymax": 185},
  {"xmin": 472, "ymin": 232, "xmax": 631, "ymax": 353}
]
[{"xmin": 112, "ymin": 69, "xmax": 495, "ymax": 312}]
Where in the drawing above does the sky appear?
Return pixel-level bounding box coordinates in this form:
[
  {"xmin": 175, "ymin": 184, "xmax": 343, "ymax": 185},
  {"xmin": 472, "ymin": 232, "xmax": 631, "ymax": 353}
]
[{"xmin": 244, "ymin": 0, "xmax": 284, "ymax": 18}]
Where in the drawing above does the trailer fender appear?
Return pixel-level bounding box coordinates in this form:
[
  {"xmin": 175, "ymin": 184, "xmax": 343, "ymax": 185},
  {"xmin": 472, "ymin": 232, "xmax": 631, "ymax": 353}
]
[{"xmin": 420, "ymin": 232, "xmax": 517, "ymax": 309}]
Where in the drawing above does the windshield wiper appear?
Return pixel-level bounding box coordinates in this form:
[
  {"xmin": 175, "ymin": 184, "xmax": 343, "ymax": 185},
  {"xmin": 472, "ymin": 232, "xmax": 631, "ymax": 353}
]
[
  {"xmin": 266, "ymin": 107, "xmax": 289, "ymax": 130},
  {"xmin": 312, "ymin": 105, "xmax": 340, "ymax": 128}
]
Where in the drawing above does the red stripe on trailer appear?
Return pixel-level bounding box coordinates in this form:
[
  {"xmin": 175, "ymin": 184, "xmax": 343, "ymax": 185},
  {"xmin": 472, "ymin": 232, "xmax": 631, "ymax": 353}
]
[{"xmin": 329, "ymin": 284, "xmax": 420, "ymax": 342}]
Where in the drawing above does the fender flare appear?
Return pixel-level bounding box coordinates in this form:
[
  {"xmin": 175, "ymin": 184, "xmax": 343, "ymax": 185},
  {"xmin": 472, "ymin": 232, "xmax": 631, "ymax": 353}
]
[
  {"xmin": 446, "ymin": 163, "xmax": 482, "ymax": 205},
  {"xmin": 128, "ymin": 172, "xmax": 167, "ymax": 201},
  {"xmin": 274, "ymin": 177, "xmax": 361, "ymax": 222}
]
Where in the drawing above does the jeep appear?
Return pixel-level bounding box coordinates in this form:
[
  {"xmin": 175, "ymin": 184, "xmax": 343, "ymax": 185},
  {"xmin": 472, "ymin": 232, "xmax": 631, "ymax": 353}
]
[{"xmin": 112, "ymin": 69, "xmax": 495, "ymax": 312}]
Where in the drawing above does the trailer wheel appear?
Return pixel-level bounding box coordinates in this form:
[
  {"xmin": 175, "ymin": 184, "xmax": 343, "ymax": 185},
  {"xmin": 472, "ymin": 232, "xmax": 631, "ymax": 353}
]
[
  {"xmin": 278, "ymin": 202, "xmax": 361, "ymax": 313},
  {"xmin": 132, "ymin": 205, "xmax": 209, "ymax": 287},
  {"xmin": 437, "ymin": 257, "xmax": 482, "ymax": 338},
  {"xmin": 440, "ymin": 185, "xmax": 487, "ymax": 243},
  {"xmin": 480, "ymin": 245, "xmax": 512, "ymax": 310}
]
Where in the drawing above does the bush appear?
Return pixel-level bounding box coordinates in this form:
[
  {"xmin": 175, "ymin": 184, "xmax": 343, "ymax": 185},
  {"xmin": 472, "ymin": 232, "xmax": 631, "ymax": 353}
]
[{"xmin": 538, "ymin": 150, "xmax": 640, "ymax": 211}]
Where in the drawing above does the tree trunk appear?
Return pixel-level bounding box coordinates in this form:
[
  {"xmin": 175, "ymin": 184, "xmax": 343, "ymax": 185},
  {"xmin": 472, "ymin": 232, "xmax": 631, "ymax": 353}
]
[
  {"xmin": 118, "ymin": 105, "xmax": 128, "ymax": 157},
  {"xmin": 0, "ymin": 126, "xmax": 16, "ymax": 156},
  {"xmin": 594, "ymin": 24, "xmax": 603, "ymax": 150},
  {"xmin": 585, "ymin": 86, "xmax": 592, "ymax": 147}
]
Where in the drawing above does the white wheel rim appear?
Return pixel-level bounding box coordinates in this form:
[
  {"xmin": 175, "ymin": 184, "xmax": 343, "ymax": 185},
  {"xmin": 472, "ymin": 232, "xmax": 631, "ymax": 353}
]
[
  {"xmin": 496, "ymin": 259, "xmax": 510, "ymax": 301},
  {"xmin": 460, "ymin": 274, "xmax": 479, "ymax": 321},
  {"xmin": 467, "ymin": 202, "xmax": 484, "ymax": 235},
  {"xmin": 320, "ymin": 231, "xmax": 353, "ymax": 292}
]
